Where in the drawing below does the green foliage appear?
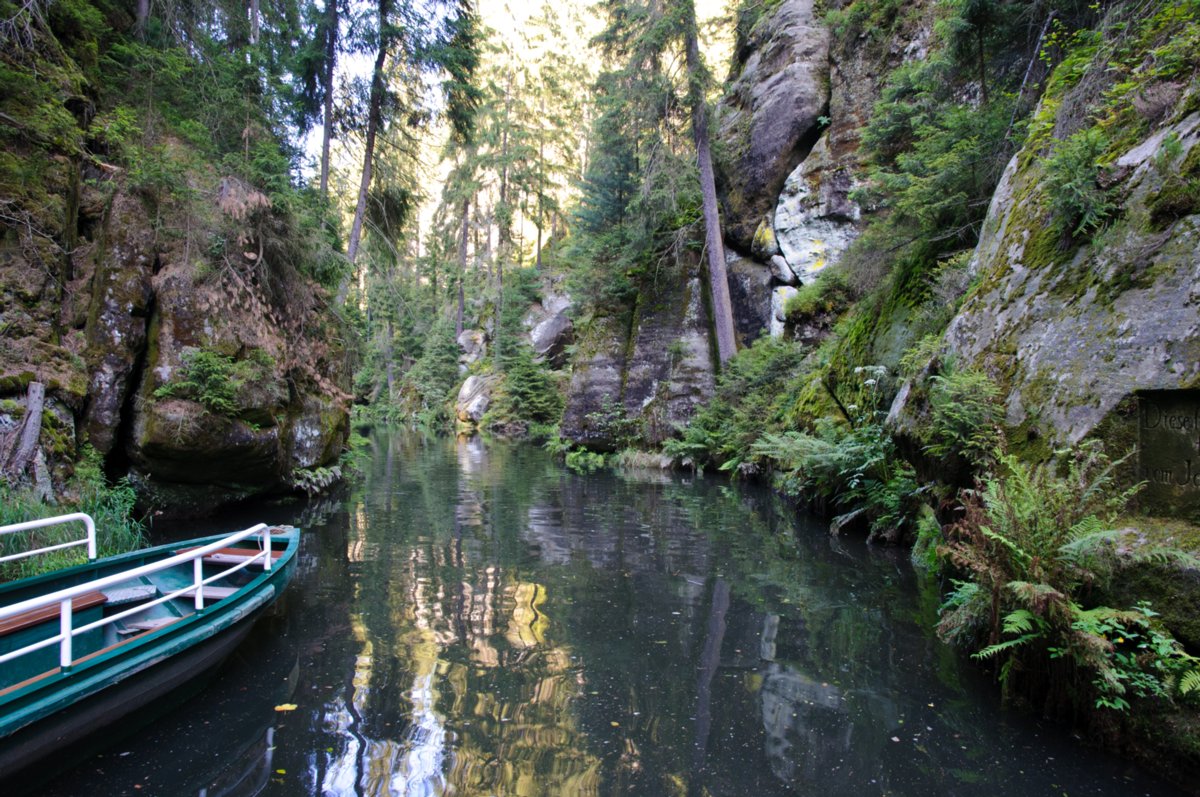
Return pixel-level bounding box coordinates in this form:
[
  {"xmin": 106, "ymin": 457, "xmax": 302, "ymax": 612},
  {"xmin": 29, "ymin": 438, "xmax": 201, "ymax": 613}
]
[
  {"xmin": 924, "ymin": 366, "xmax": 1001, "ymax": 468},
  {"xmin": 154, "ymin": 348, "xmax": 240, "ymax": 416},
  {"xmin": 824, "ymin": 0, "xmax": 907, "ymax": 41},
  {"xmin": 487, "ymin": 346, "xmax": 563, "ymax": 430},
  {"xmin": 663, "ymin": 338, "xmax": 808, "ymax": 471},
  {"xmin": 783, "ymin": 269, "xmax": 855, "ymax": 321},
  {"xmin": 750, "ymin": 366, "xmax": 925, "ymax": 542},
  {"xmin": 1042, "ymin": 127, "xmax": 1115, "ymax": 241},
  {"xmin": 403, "ymin": 319, "xmax": 462, "ymax": 424},
  {"xmin": 565, "ymin": 449, "xmax": 607, "ymax": 473},
  {"xmin": 938, "ymin": 443, "xmax": 1200, "ymax": 710},
  {"xmin": 1, "ymin": 448, "xmax": 146, "ymax": 582},
  {"xmin": 565, "ymin": 0, "xmax": 706, "ymax": 315},
  {"xmin": 582, "ymin": 395, "xmax": 641, "ymax": 451}
]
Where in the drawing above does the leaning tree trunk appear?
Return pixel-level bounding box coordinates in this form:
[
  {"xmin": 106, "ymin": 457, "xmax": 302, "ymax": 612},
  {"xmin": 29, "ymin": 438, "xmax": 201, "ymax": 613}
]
[
  {"xmin": 682, "ymin": 0, "xmax": 736, "ymax": 364},
  {"xmin": 338, "ymin": 2, "xmax": 390, "ymax": 305},
  {"xmin": 1, "ymin": 382, "xmax": 45, "ymax": 482}
]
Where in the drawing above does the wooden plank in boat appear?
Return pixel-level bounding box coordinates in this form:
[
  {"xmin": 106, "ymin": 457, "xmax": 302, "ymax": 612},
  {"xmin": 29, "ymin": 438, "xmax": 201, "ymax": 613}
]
[{"xmin": 0, "ymin": 591, "xmax": 107, "ymax": 637}]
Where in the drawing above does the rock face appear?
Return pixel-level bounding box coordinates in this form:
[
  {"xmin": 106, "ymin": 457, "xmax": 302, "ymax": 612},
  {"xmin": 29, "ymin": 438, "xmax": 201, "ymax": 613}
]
[
  {"xmin": 716, "ymin": 0, "xmax": 830, "ymax": 250},
  {"xmin": 940, "ymin": 108, "xmax": 1200, "ymax": 446},
  {"xmin": 726, "ymin": 253, "xmax": 774, "ymax": 345},
  {"xmin": 0, "ymin": 174, "xmax": 352, "ymax": 515},
  {"xmin": 81, "ymin": 194, "xmax": 156, "ymax": 458},
  {"xmin": 774, "ymin": 132, "xmax": 861, "ymax": 284},
  {"xmin": 561, "ymin": 249, "xmax": 716, "ymax": 450}
]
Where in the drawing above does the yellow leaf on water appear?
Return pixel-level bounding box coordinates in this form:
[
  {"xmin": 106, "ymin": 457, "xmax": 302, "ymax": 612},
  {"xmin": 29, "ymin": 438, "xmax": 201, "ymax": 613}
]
[
  {"xmin": 275, "ymin": 704, "xmax": 298, "ymax": 712},
  {"xmin": 276, "ymin": 769, "xmax": 286, "ymax": 775},
  {"xmin": 610, "ymin": 721, "xmax": 620, "ymax": 727}
]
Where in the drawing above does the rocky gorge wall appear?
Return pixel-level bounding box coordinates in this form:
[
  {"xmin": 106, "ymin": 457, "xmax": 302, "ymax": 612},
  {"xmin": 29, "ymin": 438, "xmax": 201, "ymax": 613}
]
[
  {"xmin": 1, "ymin": 162, "xmax": 351, "ymax": 516},
  {"xmin": 558, "ymin": 0, "xmax": 936, "ymax": 447}
]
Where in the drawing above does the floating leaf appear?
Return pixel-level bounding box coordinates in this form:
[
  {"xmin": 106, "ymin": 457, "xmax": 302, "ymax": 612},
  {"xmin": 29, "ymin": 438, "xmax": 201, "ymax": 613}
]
[{"xmin": 275, "ymin": 703, "xmax": 298, "ymax": 712}]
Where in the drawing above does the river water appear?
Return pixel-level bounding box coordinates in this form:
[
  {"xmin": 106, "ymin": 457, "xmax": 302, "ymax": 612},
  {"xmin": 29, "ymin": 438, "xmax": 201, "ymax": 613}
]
[{"xmin": 33, "ymin": 431, "xmax": 1187, "ymax": 796}]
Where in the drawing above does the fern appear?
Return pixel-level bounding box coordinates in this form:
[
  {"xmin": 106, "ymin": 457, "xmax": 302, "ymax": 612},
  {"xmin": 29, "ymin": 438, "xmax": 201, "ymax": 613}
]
[
  {"xmin": 1181, "ymin": 670, "xmax": 1200, "ymax": 696},
  {"xmin": 1000, "ymin": 609, "xmax": 1039, "ymax": 635},
  {"xmin": 974, "ymin": 633, "xmax": 1040, "ymax": 660}
]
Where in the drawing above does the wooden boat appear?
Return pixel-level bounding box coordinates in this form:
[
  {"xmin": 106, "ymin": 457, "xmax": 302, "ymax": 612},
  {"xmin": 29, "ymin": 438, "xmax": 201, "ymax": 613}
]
[{"xmin": 0, "ymin": 514, "xmax": 299, "ymax": 777}]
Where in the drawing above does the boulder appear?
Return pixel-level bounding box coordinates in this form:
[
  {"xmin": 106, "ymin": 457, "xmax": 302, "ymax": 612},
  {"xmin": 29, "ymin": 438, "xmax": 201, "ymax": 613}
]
[
  {"xmin": 939, "ymin": 109, "xmax": 1200, "ymax": 447},
  {"xmin": 522, "ymin": 287, "xmax": 574, "ymax": 368},
  {"xmin": 769, "ymin": 255, "xmax": 798, "ymax": 285},
  {"xmin": 455, "ymin": 374, "xmax": 499, "ymax": 425},
  {"xmin": 770, "ymin": 286, "xmax": 799, "ymax": 339},
  {"xmin": 458, "ymin": 329, "xmax": 486, "ymax": 366},
  {"xmin": 530, "ymin": 312, "xmax": 574, "ymax": 368},
  {"xmin": 715, "ymin": 0, "xmax": 830, "ymax": 250}
]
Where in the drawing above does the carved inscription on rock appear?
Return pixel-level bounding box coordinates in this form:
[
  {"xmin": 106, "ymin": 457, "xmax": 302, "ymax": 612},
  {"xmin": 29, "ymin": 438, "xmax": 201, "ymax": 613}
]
[{"xmin": 1139, "ymin": 391, "xmax": 1200, "ymax": 517}]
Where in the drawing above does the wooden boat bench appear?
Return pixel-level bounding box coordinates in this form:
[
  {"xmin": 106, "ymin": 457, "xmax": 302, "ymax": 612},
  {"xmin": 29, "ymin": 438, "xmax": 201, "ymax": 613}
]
[
  {"xmin": 175, "ymin": 546, "xmax": 285, "ymax": 569},
  {"xmin": 0, "ymin": 591, "xmax": 107, "ymax": 638}
]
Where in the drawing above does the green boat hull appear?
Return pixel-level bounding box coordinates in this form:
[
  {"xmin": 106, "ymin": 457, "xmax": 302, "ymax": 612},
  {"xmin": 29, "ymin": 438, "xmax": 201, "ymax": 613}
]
[{"xmin": 0, "ymin": 528, "xmax": 298, "ymax": 779}]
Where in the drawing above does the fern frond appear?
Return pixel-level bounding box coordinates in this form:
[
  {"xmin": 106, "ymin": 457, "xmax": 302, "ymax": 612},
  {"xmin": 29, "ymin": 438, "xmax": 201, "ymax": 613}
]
[
  {"xmin": 1127, "ymin": 547, "xmax": 1200, "ymax": 570},
  {"xmin": 1001, "ymin": 609, "xmax": 1039, "ymax": 635},
  {"xmin": 980, "ymin": 525, "xmax": 1031, "ymax": 564},
  {"xmin": 1007, "ymin": 580, "xmax": 1064, "ymax": 608},
  {"xmin": 1058, "ymin": 527, "xmax": 1124, "ymax": 562},
  {"xmin": 1181, "ymin": 669, "xmax": 1200, "ymax": 695},
  {"xmin": 973, "ymin": 633, "xmax": 1039, "ymax": 660}
]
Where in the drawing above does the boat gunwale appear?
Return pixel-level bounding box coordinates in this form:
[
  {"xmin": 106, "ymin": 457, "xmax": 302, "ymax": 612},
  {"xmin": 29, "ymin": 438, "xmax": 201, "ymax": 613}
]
[{"xmin": 0, "ymin": 527, "xmax": 299, "ymax": 724}]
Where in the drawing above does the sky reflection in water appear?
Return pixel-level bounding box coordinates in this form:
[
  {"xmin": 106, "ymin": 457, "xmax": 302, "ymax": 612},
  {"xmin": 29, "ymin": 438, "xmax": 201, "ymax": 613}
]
[{"xmin": 35, "ymin": 431, "xmax": 1187, "ymax": 797}]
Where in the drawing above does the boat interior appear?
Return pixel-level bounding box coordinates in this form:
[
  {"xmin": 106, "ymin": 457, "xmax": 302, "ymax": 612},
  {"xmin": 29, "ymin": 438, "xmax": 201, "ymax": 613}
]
[{"xmin": 0, "ymin": 538, "xmax": 285, "ymax": 697}]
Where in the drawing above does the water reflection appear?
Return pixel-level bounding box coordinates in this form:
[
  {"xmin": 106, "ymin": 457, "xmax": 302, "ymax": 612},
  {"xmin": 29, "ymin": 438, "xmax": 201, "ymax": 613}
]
[{"xmin": 36, "ymin": 432, "xmax": 1186, "ymax": 797}]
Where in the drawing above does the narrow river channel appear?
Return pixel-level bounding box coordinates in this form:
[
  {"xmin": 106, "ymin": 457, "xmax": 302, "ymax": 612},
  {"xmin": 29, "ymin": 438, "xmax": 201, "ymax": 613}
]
[{"xmin": 32, "ymin": 431, "xmax": 1187, "ymax": 796}]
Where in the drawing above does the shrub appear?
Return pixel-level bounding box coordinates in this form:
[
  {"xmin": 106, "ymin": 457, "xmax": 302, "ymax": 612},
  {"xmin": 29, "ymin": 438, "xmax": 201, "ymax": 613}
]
[
  {"xmin": 1043, "ymin": 127, "xmax": 1115, "ymax": 241},
  {"xmin": 750, "ymin": 366, "xmax": 925, "ymax": 542},
  {"xmin": 783, "ymin": 268, "xmax": 855, "ymax": 321},
  {"xmin": 938, "ymin": 444, "xmax": 1200, "ymax": 711},
  {"xmin": 924, "ymin": 366, "xmax": 1001, "ymax": 469},
  {"xmin": 154, "ymin": 348, "xmax": 239, "ymax": 416}
]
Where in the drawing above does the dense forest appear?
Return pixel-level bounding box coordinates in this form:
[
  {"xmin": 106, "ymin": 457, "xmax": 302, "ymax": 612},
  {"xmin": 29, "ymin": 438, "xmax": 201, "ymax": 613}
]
[{"xmin": 4, "ymin": 0, "xmax": 1200, "ymax": 784}]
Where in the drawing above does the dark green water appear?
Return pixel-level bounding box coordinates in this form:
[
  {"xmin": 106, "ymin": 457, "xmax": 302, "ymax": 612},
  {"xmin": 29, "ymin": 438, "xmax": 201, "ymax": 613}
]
[{"xmin": 34, "ymin": 432, "xmax": 1187, "ymax": 796}]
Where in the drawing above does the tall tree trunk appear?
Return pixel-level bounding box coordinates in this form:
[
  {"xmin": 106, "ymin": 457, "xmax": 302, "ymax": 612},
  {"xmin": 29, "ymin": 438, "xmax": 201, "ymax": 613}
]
[
  {"xmin": 383, "ymin": 319, "xmax": 395, "ymax": 400},
  {"xmin": 135, "ymin": 0, "xmax": 150, "ymax": 37},
  {"xmin": 457, "ymin": 196, "xmax": 469, "ymax": 338},
  {"xmin": 976, "ymin": 26, "xmax": 988, "ymax": 104},
  {"xmin": 683, "ymin": 0, "xmax": 736, "ymax": 364},
  {"xmin": 494, "ymin": 261, "xmax": 503, "ymax": 371},
  {"xmin": 338, "ymin": 0, "xmax": 391, "ymax": 305},
  {"xmin": 498, "ymin": 70, "xmax": 512, "ymax": 247},
  {"xmin": 535, "ymin": 95, "xmax": 545, "ymax": 269},
  {"xmin": 248, "ymin": 0, "xmax": 260, "ymax": 45},
  {"xmin": 319, "ymin": 0, "xmax": 338, "ymax": 197}
]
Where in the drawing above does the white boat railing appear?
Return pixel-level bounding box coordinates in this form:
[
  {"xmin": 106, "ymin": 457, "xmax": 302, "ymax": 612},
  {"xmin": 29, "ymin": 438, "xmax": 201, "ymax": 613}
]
[
  {"xmin": 0, "ymin": 513, "xmax": 97, "ymax": 565},
  {"xmin": 0, "ymin": 521, "xmax": 274, "ymax": 673}
]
